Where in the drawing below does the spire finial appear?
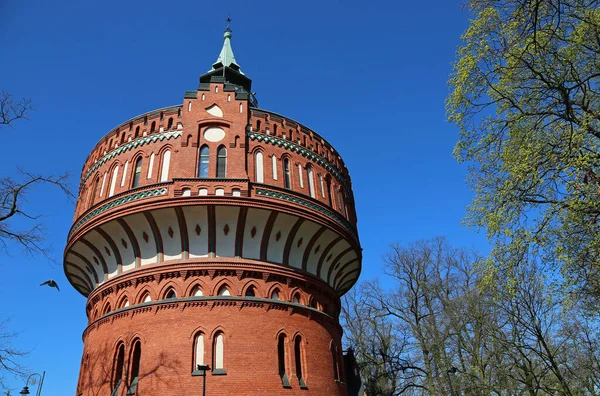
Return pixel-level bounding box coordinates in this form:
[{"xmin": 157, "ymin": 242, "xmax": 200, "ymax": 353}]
[{"xmin": 226, "ymin": 14, "xmax": 232, "ymax": 33}]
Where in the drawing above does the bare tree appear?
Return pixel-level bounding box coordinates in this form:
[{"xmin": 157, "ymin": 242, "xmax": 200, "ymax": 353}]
[
  {"xmin": 342, "ymin": 238, "xmax": 600, "ymax": 395},
  {"xmin": 0, "ymin": 91, "xmax": 73, "ymax": 389},
  {"xmin": 0, "ymin": 91, "xmax": 33, "ymax": 127}
]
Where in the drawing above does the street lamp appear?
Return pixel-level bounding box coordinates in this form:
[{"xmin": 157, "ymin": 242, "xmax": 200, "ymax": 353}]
[
  {"xmin": 196, "ymin": 364, "xmax": 210, "ymax": 396},
  {"xmin": 19, "ymin": 372, "xmax": 45, "ymax": 396}
]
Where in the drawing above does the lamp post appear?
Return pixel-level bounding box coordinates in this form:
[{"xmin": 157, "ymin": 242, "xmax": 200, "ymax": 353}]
[
  {"xmin": 19, "ymin": 372, "xmax": 45, "ymax": 396},
  {"xmin": 196, "ymin": 364, "xmax": 210, "ymax": 396}
]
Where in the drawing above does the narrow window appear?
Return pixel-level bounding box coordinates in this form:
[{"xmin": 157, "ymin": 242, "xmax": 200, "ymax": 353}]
[
  {"xmin": 213, "ymin": 332, "xmax": 225, "ymax": 373},
  {"xmin": 283, "ymin": 159, "xmax": 291, "ymax": 189},
  {"xmin": 319, "ymin": 174, "xmax": 325, "ymax": 198},
  {"xmin": 272, "ymin": 155, "xmax": 278, "ymax": 180},
  {"xmin": 289, "ymin": 129, "xmax": 293, "ymax": 141},
  {"xmin": 307, "ymin": 166, "xmax": 316, "ymax": 198},
  {"xmin": 216, "ymin": 146, "xmax": 227, "ymax": 178},
  {"xmin": 192, "ymin": 286, "xmax": 203, "ymax": 296},
  {"xmin": 273, "ymin": 124, "xmax": 278, "ymax": 135},
  {"xmin": 150, "ymin": 121, "xmax": 156, "ymax": 132},
  {"xmin": 111, "ymin": 344, "xmax": 125, "ymax": 395},
  {"xmin": 271, "ymin": 289, "xmax": 280, "ymax": 300},
  {"xmin": 167, "ymin": 118, "xmax": 173, "ymax": 130},
  {"xmin": 292, "ymin": 293, "xmax": 301, "ymax": 304},
  {"xmin": 297, "ymin": 164, "xmax": 303, "ymax": 188},
  {"xmin": 198, "ymin": 146, "xmax": 210, "ymax": 178},
  {"xmin": 217, "ymin": 285, "xmax": 231, "ymax": 296},
  {"xmin": 326, "ymin": 177, "xmax": 333, "ymax": 207},
  {"xmin": 160, "ymin": 150, "xmax": 171, "ymax": 182},
  {"xmin": 188, "ymin": 101, "xmax": 192, "ymax": 112},
  {"xmin": 121, "ymin": 161, "xmax": 129, "ymax": 187},
  {"xmin": 194, "ymin": 333, "xmax": 205, "ymax": 369},
  {"xmin": 91, "ymin": 177, "xmax": 100, "ymax": 206},
  {"xmin": 132, "ymin": 157, "xmax": 142, "ymax": 188},
  {"xmin": 227, "ymin": 94, "xmax": 231, "ymax": 102},
  {"xmin": 147, "ymin": 153, "xmax": 155, "ymax": 179},
  {"xmin": 245, "ymin": 286, "xmax": 256, "ymax": 297},
  {"xmin": 332, "ymin": 344, "xmax": 340, "ymax": 381},
  {"xmin": 278, "ymin": 334, "xmax": 291, "ymax": 387},
  {"xmin": 109, "ymin": 165, "xmax": 120, "ymax": 197},
  {"xmin": 255, "ymin": 152, "xmax": 264, "ymax": 183},
  {"xmin": 296, "ymin": 336, "xmax": 307, "ymax": 388},
  {"xmin": 256, "ymin": 120, "xmax": 261, "ymax": 131},
  {"xmin": 128, "ymin": 340, "xmax": 141, "ymax": 393},
  {"xmin": 239, "ymin": 103, "xmax": 243, "ymax": 113},
  {"xmin": 164, "ymin": 288, "xmax": 176, "ymax": 299},
  {"xmin": 100, "ymin": 172, "xmax": 107, "ymax": 197},
  {"xmin": 120, "ymin": 132, "xmax": 125, "ymax": 144}
]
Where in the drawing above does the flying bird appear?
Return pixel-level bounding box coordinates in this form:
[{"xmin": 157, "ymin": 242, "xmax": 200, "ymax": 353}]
[{"xmin": 40, "ymin": 280, "xmax": 60, "ymax": 291}]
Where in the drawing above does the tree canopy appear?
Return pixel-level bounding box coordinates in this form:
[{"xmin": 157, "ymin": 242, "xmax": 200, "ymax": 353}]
[{"xmin": 447, "ymin": 0, "xmax": 600, "ymax": 301}]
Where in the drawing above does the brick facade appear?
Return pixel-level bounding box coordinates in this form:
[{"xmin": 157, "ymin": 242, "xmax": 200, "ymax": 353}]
[{"xmin": 67, "ymin": 28, "xmax": 361, "ymax": 396}]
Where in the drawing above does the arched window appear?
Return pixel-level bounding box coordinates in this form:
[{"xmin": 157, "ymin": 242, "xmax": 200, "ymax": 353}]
[
  {"xmin": 128, "ymin": 340, "xmax": 141, "ymax": 393},
  {"xmin": 182, "ymin": 188, "xmax": 192, "ymax": 196},
  {"xmin": 120, "ymin": 160, "xmax": 129, "ymax": 187},
  {"xmin": 140, "ymin": 292, "xmax": 151, "ymax": 303},
  {"xmin": 271, "ymin": 288, "xmax": 280, "ymax": 300},
  {"xmin": 278, "ymin": 334, "xmax": 291, "ymax": 387},
  {"xmin": 297, "ymin": 164, "xmax": 304, "ymax": 188},
  {"xmin": 103, "ymin": 303, "xmax": 112, "ymax": 315},
  {"xmin": 167, "ymin": 118, "xmax": 173, "ymax": 130},
  {"xmin": 193, "ymin": 333, "xmax": 205, "ymax": 371},
  {"xmin": 245, "ymin": 286, "xmax": 256, "ymax": 297},
  {"xmin": 292, "ymin": 293, "xmax": 301, "ymax": 305},
  {"xmin": 216, "ymin": 146, "xmax": 227, "ymax": 178},
  {"xmin": 90, "ymin": 177, "xmax": 100, "ymax": 206},
  {"xmin": 295, "ymin": 336, "xmax": 307, "ymax": 388},
  {"xmin": 213, "ymin": 332, "xmax": 225, "ymax": 373},
  {"xmin": 283, "ymin": 159, "xmax": 291, "ymax": 189},
  {"xmin": 309, "ymin": 297, "xmax": 318, "ymax": 309},
  {"xmin": 326, "ymin": 177, "xmax": 333, "ymax": 208},
  {"xmin": 119, "ymin": 297, "xmax": 129, "ymax": 309},
  {"xmin": 255, "ymin": 152, "xmax": 264, "ymax": 183},
  {"xmin": 319, "ymin": 174, "xmax": 325, "ymax": 198},
  {"xmin": 147, "ymin": 152, "xmax": 155, "ymax": 179},
  {"xmin": 132, "ymin": 157, "xmax": 142, "ymax": 188},
  {"xmin": 217, "ymin": 285, "xmax": 231, "ymax": 296},
  {"xmin": 198, "ymin": 146, "xmax": 210, "ymax": 178},
  {"xmin": 164, "ymin": 288, "xmax": 176, "ymax": 299},
  {"xmin": 160, "ymin": 150, "xmax": 171, "ymax": 182},
  {"xmin": 150, "ymin": 121, "xmax": 156, "ymax": 132},
  {"xmin": 111, "ymin": 343, "xmax": 125, "ymax": 394},
  {"xmin": 272, "ymin": 155, "xmax": 278, "ymax": 180},
  {"xmin": 188, "ymin": 101, "xmax": 192, "ymax": 112},
  {"xmin": 307, "ymin": 166, "xmax": 316, "ymax": 198},
  {"xmin": 109, "ymin": 165, "xmax": 120, "ymax": 197},
  {"xmin": 191, "ymin": 286, "xmax": 203, "ymax": 297}
]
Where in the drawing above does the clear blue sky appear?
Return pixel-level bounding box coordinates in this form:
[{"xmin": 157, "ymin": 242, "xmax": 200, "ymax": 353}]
[{"xmin": 0, "ymin": 0, "xmax": 486, "ymax": 393}]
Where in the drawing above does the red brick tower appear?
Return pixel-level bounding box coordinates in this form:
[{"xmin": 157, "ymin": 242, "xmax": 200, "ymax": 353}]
[{"xmin": 65, "ymin": 23, "xmax": 361, "ymax": 396}]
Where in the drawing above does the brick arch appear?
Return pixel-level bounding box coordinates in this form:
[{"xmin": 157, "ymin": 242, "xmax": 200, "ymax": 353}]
[
  {"xmin": 240, "ymin": 279, "xmax": 262, "ymax": 297},
  {"xmin": 188, "ymin": 324, "xmax": 209, "ymax": 340},
  {"xmin": 101, "ymin": 300, "xmax": 113, "ymax": 316},
  {"xmin": 116, "ymin": 292, "xmax": 130, "ymax": 309},
  {"xmin": 184, "ymin": 279, "xmax": 208, "ymax": 297},
  {"xmin": 135, "ymin": 286, "xmax": 155, "ymax": 304},
  {"xmin": 266, "ymin": 282, "xmax": 286, "ymax": 301},
  {"xmin": 157, "ymin": 280, "xmax": 180, "ymax": 300},
  {"xmin": 289, "ymin": 287, "xmax": 305, "ymax": 305},
  {"xmin": 212, "ymin": 278, "xmax": 235, "ymax": 296},
  {"xmin": 274, "ymin": 327, "xmax": 289, "ymax": 340}
]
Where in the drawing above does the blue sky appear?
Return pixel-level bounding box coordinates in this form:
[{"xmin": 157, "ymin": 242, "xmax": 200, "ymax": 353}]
[{"xmin": 0, "ymin": 0, "xmax": 487, "ymax": 393}]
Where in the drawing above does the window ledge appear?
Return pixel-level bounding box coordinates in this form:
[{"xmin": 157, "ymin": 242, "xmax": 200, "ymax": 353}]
[
  {"xmin": 212, "ymin": 369, "xmax": 227, "ymax": 376},
  {"xmin": 299, "ymin": 378, "xmax": 308, "ymax": 389},
  {"xmin": 192, "ymin": 369, "xmax": 208, "ymax": 376}
]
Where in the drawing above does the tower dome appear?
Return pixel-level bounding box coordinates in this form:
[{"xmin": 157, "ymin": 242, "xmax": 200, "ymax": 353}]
[{"xmin": 66, "ymin": 23, "xmax": 361, "ymax": 396}]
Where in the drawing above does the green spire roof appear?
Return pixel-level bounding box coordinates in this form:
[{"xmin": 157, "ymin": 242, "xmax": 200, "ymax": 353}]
[{"xmin": 212, "ymin": 21, "xmax": 243, "ymax": 74}]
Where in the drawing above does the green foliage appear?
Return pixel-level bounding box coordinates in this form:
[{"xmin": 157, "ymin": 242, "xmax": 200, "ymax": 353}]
[{"xmin": 447, "ymin": 0, "xmax": 600, "ymax": 302}]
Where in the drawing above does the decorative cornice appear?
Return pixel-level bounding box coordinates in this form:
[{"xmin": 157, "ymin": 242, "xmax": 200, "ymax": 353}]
[
  {"xmin": 69, "ymin": 187, "xmax": 168, "ymax": 239},
  {"xmin": 247, "ymin": 132, "xmax": 352, "ymax": 199},
  {"xmin": 255, "ymin": 188, "xmax": 357, "ymax": 240},
  {"xmin": 80, "ymin": 130, "xmax": 182, "ymax": 189}
]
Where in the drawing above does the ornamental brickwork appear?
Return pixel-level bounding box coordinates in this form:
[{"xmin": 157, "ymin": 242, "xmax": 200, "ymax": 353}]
[{"xmin": 66, "ymin": 26, "xmax": 361, "ymax": 396}]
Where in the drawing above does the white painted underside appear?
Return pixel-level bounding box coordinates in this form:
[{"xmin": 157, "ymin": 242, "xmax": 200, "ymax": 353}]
[{"xmin": 66, "ymin": 204, "xmax": 359, "ymax": 295}]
